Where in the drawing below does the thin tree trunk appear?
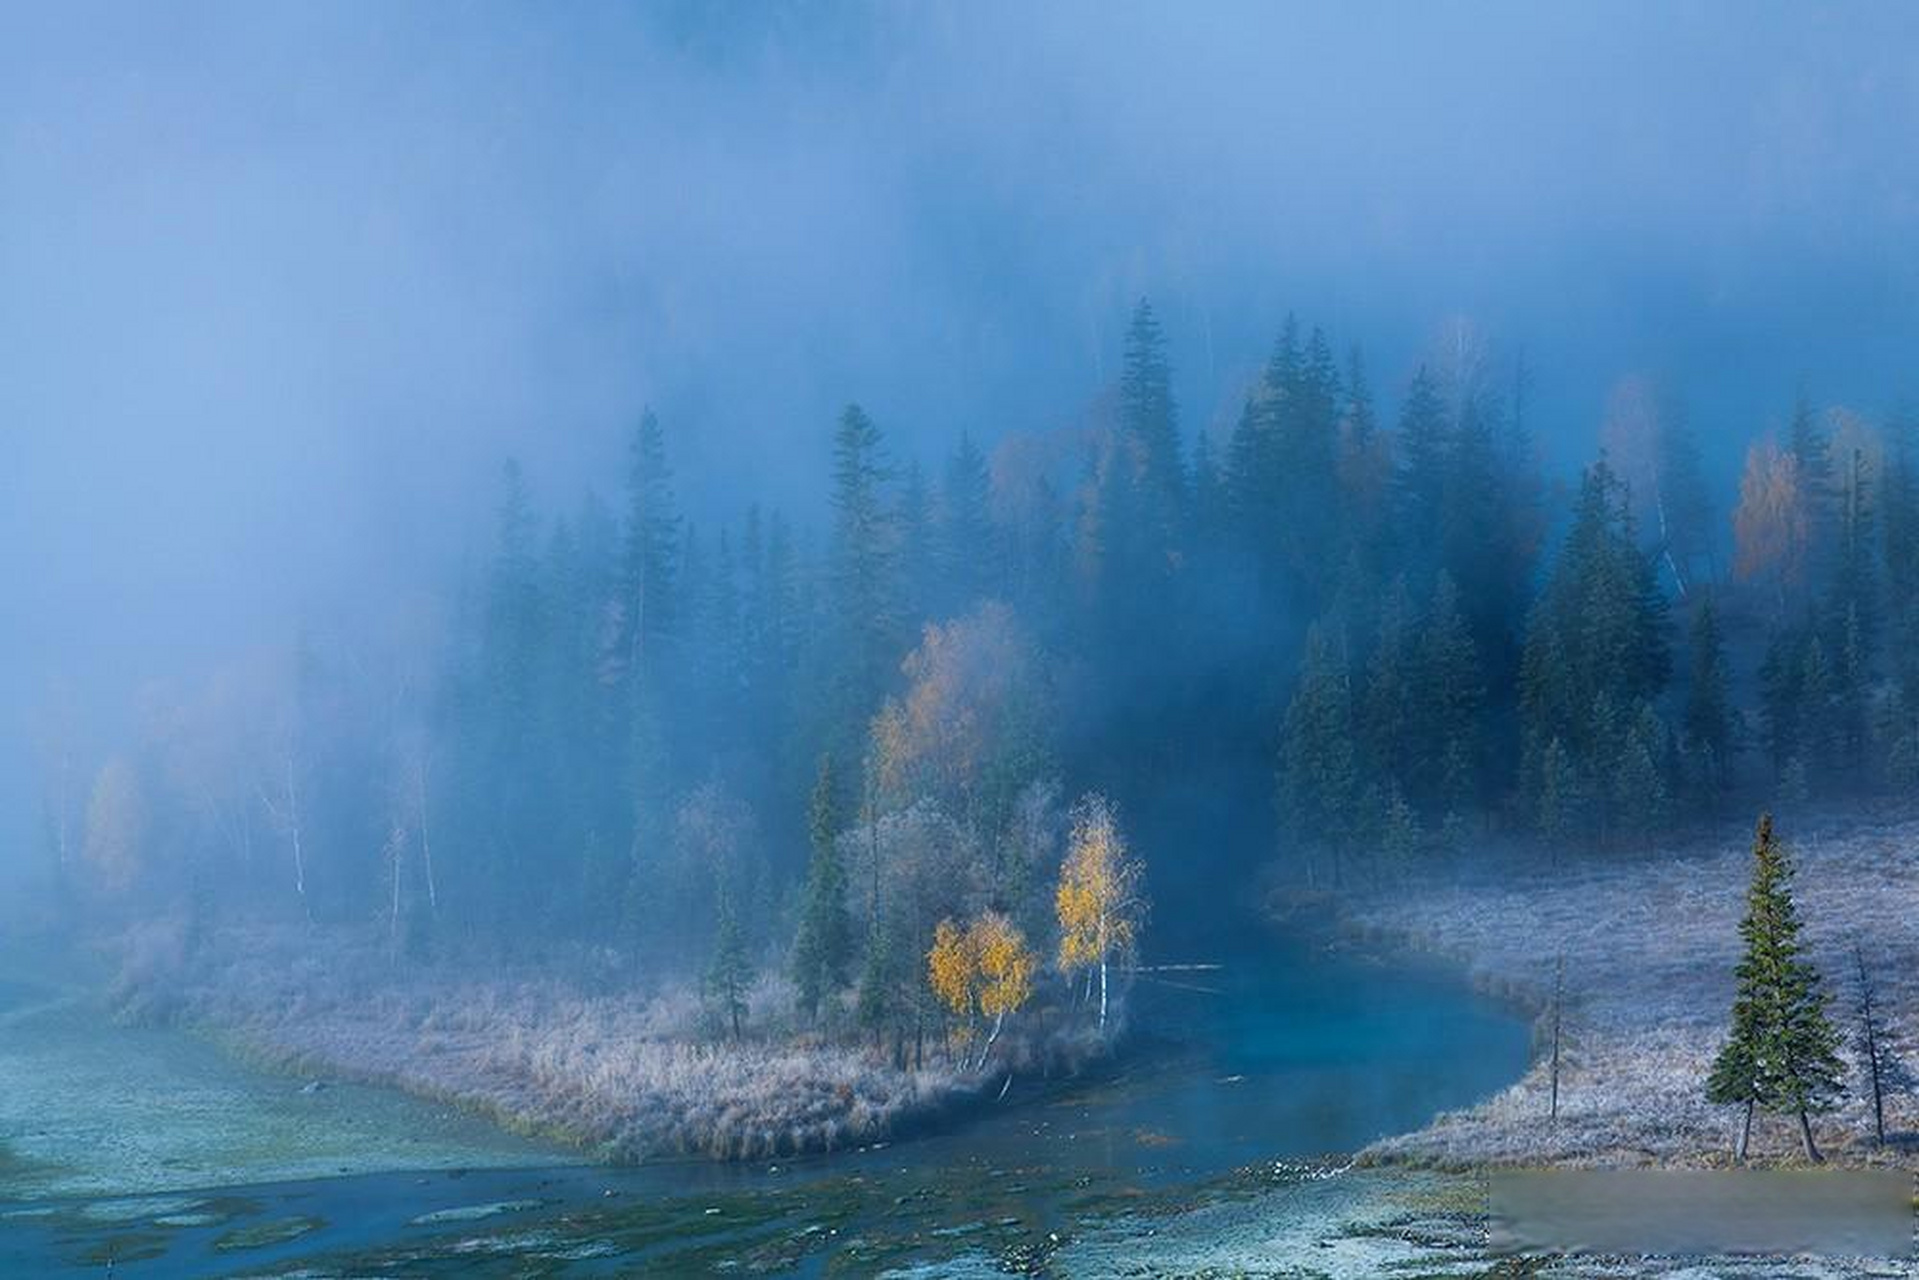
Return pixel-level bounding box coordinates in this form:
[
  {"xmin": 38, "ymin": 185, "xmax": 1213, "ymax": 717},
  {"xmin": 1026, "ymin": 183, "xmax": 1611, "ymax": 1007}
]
[
  {"xmin": 414, "ymin": 757, "xmax": 438, "ymax": 912},
  {"xmin": 1736, "ymin": 1100, "xmax": 1753, "ymax": 1162},
  {"xmin": 977, "ymin": 1009, "xmax": 1005, "ymax": 1072},
  {"xmin": 1549, "ymin": 953, "xmax": 1563, "ymax": 1123},
  {"xmin": 388, "ymin": 826, "xmax": 404, "ymax": 955},
  {"xmin": 1799, "ymin": 1109, "xmax": 1822, "ymax": 1162},
  {"xmin": 1098, "ymin": 957, "xmax": 1109, "ymax": 1033},
  {"xmin": 1856, "ymin": 943, "xmax": 1886, "ymax": 1143}
]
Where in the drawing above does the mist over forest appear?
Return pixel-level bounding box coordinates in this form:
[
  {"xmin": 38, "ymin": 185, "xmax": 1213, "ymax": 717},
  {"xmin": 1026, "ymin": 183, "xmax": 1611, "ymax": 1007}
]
[
  {"xmin": 8, "ymin": 3, "xmax": 1919, "ymax": 883},
  {"xmin": 9, "ymin": 7, "xmax": 1919, "ymax": 1268}
]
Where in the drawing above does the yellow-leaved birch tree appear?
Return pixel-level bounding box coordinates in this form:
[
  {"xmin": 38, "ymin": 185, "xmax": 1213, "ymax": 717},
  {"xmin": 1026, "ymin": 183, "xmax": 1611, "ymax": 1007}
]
[{"xmin": 1056, "ymin": 792, "xmax": 1144, "ymax": 1033}]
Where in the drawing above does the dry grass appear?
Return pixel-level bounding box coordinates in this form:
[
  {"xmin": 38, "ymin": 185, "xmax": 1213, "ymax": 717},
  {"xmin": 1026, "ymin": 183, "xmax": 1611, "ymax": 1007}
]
[
  {"xmin": 1350, "ymin": 808, "xmax": 1919, "ymax": 1168},
  {"xmin": 102, "ymin": 923, "xmax": 1020, "ymax": 1162}
]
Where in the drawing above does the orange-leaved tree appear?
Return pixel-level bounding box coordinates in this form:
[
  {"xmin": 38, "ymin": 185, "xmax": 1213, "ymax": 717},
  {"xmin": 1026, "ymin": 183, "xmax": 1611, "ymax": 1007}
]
[{"xmin": 1732, "ymin": 439, "xmax": 1808, "ymax": 607}]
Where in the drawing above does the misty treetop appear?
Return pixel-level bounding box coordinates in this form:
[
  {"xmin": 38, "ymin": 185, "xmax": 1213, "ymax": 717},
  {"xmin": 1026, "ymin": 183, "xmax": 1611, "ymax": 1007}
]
[{"xmin": 46, "ymin": 296, "xmax": 1919, "ymax": 1048}]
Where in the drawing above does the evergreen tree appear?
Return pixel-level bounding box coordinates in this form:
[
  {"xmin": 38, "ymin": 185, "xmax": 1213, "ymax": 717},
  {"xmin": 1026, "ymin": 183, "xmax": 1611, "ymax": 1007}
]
[
  {"xmin": 827, "ymin": 404, "xmax": 899, "ymax": 762},
  {"xmin": 1536, "ymin": 736, "xmax": 1581, "ymax": 847},
  {"xmin": 896, "ymin": 460, "xmax": 936, "ymax": 627},
  {"xmin": 704, "ymin": 871, "xmax": 753, "ymax": 1040},
  {"xmin": 1361, "ymin": 575, "xmax": 1417, "ymax": 793},
  {"xmin": 1682, "ymin": 596, "xmax": 1736, "ymax": 803},
  {"xmin": 1336, "ymin": 345, "xmax": 1391, "ymax": 567},
  {"xmin": 1277, "ymin": 623, "xmax": 1359, "ymax": 885},
  {"xmin": 621, "ymin": 409, "xmax": 681, "ymax": 690},
  {"xmin": 1417, "ymin": 571, "xmax": 1484, "ymax": 815},
  {"xmin": 937, "ymin": 429, "xmax": 997, "ymax": 613},
  {"xmin": 1118, "ymin": 298, "xmax": 1186, "ymax": 549},
  {"xmin": 1657, "ymin": 404, "xmax": 1718, "ymax": 590},
  {"xmin": 1394, "ymin": 364, "xmax": 1450, "ymax": 566},
  {"xmin": 855, "ymin": 917, "xmax": 895, "ymax": 1044},
  {"xmin": 1797, "ymin": 636, "xmax": 1838, "ymax": 788},
  {"xmin": 1189, "ymin": 428, "xmax": 1227, "ymax": 550},
  {"xmin": 1707, "ymin": 813, "xmax": 1844, "ymax": 1161},
  {"xmin": 792, "ymin": 755, "xmax": 853, "ymax": 1021},
  {"xmin": 1823, "ymin": 447, "xmax": 1877, "ymax": 773},
  {"xmin": 1519, "ymin": 458, "xmax": 1671, "ymax": 835}
]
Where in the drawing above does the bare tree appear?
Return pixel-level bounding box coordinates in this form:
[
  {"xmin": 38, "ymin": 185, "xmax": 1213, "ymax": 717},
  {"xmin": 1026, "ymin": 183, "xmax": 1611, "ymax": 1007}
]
[
  {"xmin": 1549, "ymin": 952, "xmax": 1565, "ymax": 1124},
  {"xmin": 257, "ymin": 732, "xmax": 311, "ymax": 919},
  {"xmin": 1852, "ymin": 940, "xmax": 1914, "ymax": 1145}
]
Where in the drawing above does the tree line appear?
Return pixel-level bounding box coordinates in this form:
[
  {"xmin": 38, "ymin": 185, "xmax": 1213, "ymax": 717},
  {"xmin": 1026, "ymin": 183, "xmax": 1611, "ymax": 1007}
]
[{"xmin": 44, "ymin": 298, "xmax": 1919, "ymax": 1050}]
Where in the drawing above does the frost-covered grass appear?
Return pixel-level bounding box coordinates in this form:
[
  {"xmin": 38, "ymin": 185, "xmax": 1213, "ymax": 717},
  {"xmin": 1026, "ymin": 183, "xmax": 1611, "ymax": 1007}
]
[
  {"xmin": 1350, "ymin": 806, "xmax": 1919, "ymax": 1168},
  {"xmin": 104, "ymin": 922, "xmax": 1072, "ymax": 1163}
]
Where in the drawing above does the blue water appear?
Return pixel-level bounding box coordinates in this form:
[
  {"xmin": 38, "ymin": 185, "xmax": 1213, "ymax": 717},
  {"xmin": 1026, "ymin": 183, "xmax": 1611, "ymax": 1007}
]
[{"xmin": 0, "ymin": 925, "xmax": 1526, "ymax": 1276}]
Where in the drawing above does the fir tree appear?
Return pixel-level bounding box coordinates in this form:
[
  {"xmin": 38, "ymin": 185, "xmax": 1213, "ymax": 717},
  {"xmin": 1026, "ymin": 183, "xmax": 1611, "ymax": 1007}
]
[
  {"xmin": 1277, "ymin": 623, "xmax": 1359, "ymax": 886},
  {"xmin": 828, "ymin": 403, "xmax": 899, "ymax": 761},
  {"xmin": 1417, "ymin": 572, "xmax": 1484, "ymax": 814},
  {"xmin": 1394, "ymin": 364, "xmax": 1450, "ymax": 565},
  {"xmin": 792, "ymin": 755, "xmax": 853, "ymax": 1021},
  {"xmin": 855, "ymin": 917, "xmax": 895, "ymax": 1045},
  {"xmin": 1118, "ymin": 298, "xmax": 1186, "ymax": 545},
  {"xmin": 938, "ymin": 429, "xmax": 997, "ymax": 613},
  {"xmin": 1707, "ymin": 813, "xmax": 1844, "ymax": 1161},
  {"xmin": 1758, "ymin": 624, "xmax": 1804, "ymax": 777},
  {"xmin": 1682, "ymin": 596, "xmax": 1736, "ymax": 803},
  {"xmin": 621, "ymin": 409, "xmax": 681, "ymax": 688},
  {"xmin": 704, "ymin": 870, "xmax": 753, "ymax": 1040},
  {"xmin": 1519, "ymin": 458, "xmax": 1670, "ymax": 835}
]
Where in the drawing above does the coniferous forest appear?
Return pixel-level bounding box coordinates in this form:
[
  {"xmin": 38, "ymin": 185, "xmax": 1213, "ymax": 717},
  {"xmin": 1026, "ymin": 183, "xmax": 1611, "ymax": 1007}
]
[
  {"xmin": 21, "ymin": 7, "xmax": 1919, "ymax": 1273},
  {"xmin": 44, "ymin": 295, "xmax": 1919, "ymax": 1056}
]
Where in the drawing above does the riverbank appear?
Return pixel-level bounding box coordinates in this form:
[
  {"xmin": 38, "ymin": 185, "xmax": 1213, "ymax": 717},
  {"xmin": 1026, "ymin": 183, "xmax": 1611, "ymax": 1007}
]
[
  {"xmin": 1337, "ymin": 807, "xmax": 1919, "ymax": 1169},
  {"xmin": 102, "ymin": 920, "xmax": 1094, "ymax": 1165}
]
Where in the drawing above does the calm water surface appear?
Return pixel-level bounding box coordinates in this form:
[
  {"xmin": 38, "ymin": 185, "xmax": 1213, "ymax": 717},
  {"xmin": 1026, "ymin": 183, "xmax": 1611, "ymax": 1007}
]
[{"xmin": 0, "ymin": 922, "xmax": 1526, "ymax": 1276}]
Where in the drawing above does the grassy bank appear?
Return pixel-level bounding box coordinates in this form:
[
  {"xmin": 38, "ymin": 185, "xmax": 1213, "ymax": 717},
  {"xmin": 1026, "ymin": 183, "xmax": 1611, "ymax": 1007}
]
[
  {"xmin": 105, "ymin": 921, "xmax": 1092, "ymax": 1163},
  {"xmin": 1339, "ymin": 808, "xmax": 1919, "ymax": 1169}
]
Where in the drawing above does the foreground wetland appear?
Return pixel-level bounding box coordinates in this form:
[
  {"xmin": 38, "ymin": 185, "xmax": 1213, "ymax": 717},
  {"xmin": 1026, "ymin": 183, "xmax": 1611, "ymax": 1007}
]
[{"xmin": 1, "ymin": 920, "xmax": 1527, "ymax": 1276}]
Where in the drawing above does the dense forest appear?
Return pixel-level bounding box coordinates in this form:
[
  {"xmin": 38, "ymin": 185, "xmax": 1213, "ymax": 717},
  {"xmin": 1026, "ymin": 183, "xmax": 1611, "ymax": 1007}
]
[{"xmin": 39, "ymin": 299, "xmax": 1919, "ymax": 1050}]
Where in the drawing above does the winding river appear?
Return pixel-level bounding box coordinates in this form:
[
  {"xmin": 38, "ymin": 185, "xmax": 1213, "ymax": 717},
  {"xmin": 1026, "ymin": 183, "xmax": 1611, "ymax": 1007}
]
[{"xmin": 0, "ymin": 913, "xmax": 1526, "ymax": 1277}]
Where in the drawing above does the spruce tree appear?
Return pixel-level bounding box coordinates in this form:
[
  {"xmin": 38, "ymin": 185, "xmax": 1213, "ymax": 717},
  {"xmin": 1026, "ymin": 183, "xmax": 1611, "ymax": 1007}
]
[
  {"xmin": 1682, "ymin": 596, "xmax": 1736, "ymax": 803},
  {"xmin": 1758, "ymin": 625, "xmax": 1804, "ymax": 777},
  {"xmin": 938, "ymin": 429, "xmax": 997, "ymax": 613},
  {"xmin": 1393, "ymin": 364, "xmax": 1450, "ymax": 565},
  {"xmin": 1277, "ymin": 623, "xmax": 1359, "ymax": 886},
  {"xmin": 792, "ymin": 756, "xmax": 853, "ymax": 1021},
  {"xmin": 1707, "ymin": 813, "xmax": 1844, "ymax": 1161},
  {"xmin": 704, "ymin": 871, "xmax": 753, "ymax": 1040},
  {"xmin": 828, "ymin": 403, "xmax": 899, "ymax": 763},
  {"xmin": 1418, "ymin": 572, "xmax": 1484, "ymax": 815},
  {"xmin": 621, "ymin": 409, "xmax": 681, "ymax": 688},
  {"xmin": 1119, "ymin": 298, "xmax": 1186, "ymax": 544}
]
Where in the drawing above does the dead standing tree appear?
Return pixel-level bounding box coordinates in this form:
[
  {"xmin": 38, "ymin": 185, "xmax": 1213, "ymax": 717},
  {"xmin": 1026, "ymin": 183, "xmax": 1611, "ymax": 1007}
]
[{"xmin": 1851, "ymin": 939, "xmax": 1915, "ymax": 1145}]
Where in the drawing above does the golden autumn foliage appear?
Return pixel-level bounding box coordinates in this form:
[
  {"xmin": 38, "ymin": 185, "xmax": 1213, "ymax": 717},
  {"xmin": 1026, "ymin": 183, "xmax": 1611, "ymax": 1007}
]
[
  {"xmin": 927, "ymin": 911, "xmax": 1036, "ymax": 1023},
  {"xmin": 927, "ymin": 911, "xmax": 1036, "ymax": 1067},
  {"xmin": 867, "ymin": 601, "xmax": 1043, "ymax": 814},
  {"xmin": 927, "ymin": 917, "xmax": 977, "ymax": 1020},
  {"xmin": 1056, "ymin": 793, "xmax": 1141, "ymax": 976},
  {"xmin": 971, "ymin": 911, "xmax": 1035, "ymax": 1020},
  {"xmin": 1732, "ymin": 439, "xmax": 1809, "ymax": 595}
]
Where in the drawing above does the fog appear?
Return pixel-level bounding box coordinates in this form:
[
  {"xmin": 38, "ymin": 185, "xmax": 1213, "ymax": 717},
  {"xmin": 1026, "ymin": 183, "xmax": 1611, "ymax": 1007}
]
[{"xmin": 6, "ymin": 0, "xmax": 1919, "ymax": 883}]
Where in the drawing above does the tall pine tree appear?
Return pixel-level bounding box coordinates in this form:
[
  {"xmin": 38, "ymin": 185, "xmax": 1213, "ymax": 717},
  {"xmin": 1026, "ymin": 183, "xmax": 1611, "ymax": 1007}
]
[{"xmin": 1707, "ymin": 813, "xmax": 1844, "ymax": 1161}]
